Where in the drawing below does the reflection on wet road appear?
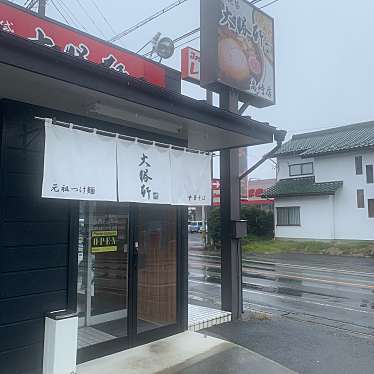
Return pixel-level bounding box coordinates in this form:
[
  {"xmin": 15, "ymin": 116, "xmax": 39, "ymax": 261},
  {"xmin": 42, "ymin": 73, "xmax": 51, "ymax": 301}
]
[{"xmin": 188, "ymin": 234, "xmax": 374, "ymax": 332}]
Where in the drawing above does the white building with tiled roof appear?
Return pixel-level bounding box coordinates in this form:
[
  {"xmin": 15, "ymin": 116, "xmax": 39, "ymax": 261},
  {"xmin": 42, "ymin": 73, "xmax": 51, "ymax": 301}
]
[{"xmin": 263, "ymin": 121, "xmax": 374, "ymax": 240}]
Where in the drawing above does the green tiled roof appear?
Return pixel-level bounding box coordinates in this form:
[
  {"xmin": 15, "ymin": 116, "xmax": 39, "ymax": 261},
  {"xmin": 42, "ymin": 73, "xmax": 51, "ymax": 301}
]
[
  {"xmin": 276, "ymin": 121, "xmax": 374, "ymax": 157},
  {"xmin": 262, "ymin": 177, "xmax": 343, "ymax": 198}
]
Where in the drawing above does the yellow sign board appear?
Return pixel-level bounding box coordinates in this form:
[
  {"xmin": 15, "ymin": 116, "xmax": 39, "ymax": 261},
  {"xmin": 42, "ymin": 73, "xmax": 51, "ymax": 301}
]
[{"xmin": 91, "ymin": 230, "xmax": 118, "ymax": 253}]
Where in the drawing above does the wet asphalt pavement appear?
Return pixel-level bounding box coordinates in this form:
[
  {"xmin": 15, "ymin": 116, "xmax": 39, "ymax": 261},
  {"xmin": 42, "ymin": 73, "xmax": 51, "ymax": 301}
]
[
  {"xmin": 188, "ymin": 233, "xmax": 374, "ymax": 373},
  {"xmin": 202, "ymin": 317, "xmax": 374, "ymax": 374},
  {"xmin": 188, "ymin": 234, "xmax": 374, "ymax": 332}
]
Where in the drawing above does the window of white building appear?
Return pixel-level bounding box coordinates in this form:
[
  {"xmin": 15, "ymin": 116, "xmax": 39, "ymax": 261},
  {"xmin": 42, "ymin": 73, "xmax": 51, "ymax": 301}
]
[
  {"xmin": 289, "ymin": 163, "xmax": 313, "ymax": 177},
  {"xmin": 277, "ymin": 207, "xmax": 301, "ymax": 226},
  {"xmin": 355, "ymin": 156, "xmax": 363, "ymax": 175},
  {"xmin": 369, "ymin": 199, "xmax": 374, "ymax": 218},
  {"xmin": 357, "ymin": 190, "xmax": 365, "ymax": 208},
  {"xmin": 366, "ymin": 165, "xmax": 373, "ymax": 184}
]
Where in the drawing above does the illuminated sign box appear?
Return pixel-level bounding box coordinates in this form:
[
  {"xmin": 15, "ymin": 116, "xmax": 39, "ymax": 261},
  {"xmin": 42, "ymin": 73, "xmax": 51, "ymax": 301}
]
[{"xmin": 200, "ymin": 0, "xmax": 275, "ymax": 107}]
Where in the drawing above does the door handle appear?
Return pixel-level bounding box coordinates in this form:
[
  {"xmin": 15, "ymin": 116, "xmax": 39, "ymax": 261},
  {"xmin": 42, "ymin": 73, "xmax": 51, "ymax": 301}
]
[{"xmin": 134, "ymin": 242, "xmax": 139, "ymax": 271}]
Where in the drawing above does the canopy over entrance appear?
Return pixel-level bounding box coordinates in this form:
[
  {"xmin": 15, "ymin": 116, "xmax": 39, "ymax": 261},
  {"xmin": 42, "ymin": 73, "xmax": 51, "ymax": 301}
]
[{"xmin": 0, "ymin": 32, "xmax": 276, "ymax": 151}]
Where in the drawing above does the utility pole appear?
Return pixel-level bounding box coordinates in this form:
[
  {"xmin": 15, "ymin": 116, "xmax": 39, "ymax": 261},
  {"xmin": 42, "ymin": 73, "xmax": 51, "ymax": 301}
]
[{"xmin": 38, "ymin": 0, "xmax": 46, "ymax": 17}]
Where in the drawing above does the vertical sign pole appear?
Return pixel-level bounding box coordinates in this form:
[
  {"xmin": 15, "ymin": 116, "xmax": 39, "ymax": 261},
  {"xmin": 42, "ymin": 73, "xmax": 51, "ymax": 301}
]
[
  {"xmin": 201, "ymin": 90, "xmax": 213, "ymax": 249},
  {"xmin": 219, "ymin": 88, "xmax": 242, "ymax": 320},
  {"xmin": 38, "ymin": 0, "xmax": 46, "ymax": 16}
]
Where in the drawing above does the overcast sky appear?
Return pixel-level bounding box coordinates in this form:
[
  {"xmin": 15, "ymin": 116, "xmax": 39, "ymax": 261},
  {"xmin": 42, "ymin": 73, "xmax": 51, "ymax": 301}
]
[{"xmin": 12, "ymin": 0, "xmax": 374, "ymax": 178}]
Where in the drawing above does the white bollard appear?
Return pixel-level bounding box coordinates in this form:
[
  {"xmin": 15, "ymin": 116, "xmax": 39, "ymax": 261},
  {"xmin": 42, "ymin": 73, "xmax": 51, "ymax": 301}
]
[{"xmin": 43, "ymin": 310, "xmax": 78, "ymax": 374}]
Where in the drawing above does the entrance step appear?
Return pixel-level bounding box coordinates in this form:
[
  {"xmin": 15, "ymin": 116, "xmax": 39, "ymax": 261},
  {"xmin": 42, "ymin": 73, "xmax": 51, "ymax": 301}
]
[
  {"xmin": 78, "ymin": 326, "xmax": 116, "ymax": 349},
  {"xmin": 77, "ymin": 331, "xmax": 297, "ymax": 374},
  {"xmin": 188, "ymin": 304, "xmax": 231, "ymax": 332}
]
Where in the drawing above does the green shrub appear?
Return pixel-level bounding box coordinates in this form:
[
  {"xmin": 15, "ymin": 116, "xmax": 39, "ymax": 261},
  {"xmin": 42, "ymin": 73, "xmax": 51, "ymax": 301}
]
[
  {"xmin": 207, "ymin": 206, "xmax": 274, "ymax": 248},
  {"xmin": 241, "ymin": 206, "xmax": 274, "ymax": 238},
  {"xmin": 207, "ymin": 207, "xmax": 221, "ymax": 247}
]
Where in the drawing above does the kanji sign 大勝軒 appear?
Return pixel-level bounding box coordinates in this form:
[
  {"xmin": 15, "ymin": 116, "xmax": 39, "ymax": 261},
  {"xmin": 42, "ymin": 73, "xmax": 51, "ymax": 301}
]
[
  {"xmin": 42, "ymin": 120, "xmax": 212, "ymax": 206},
  {"xmin": 117, "ymin": 139, "xmax": 171, "ymax": 204},
  {"xmin": 0, "ymin": 2, "xmax": 166, "ymax": 87},
  {"xmin": 200, "ymin": 0, "xmax": 275, "ymax": 107}
]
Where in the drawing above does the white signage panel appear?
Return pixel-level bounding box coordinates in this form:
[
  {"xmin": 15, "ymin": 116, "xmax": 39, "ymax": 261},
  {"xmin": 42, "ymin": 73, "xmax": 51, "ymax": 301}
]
[
  {"xmin": 181, "ymin": 47, "xmax": 201, "ymax": 83},
  {"xmin": 171, "ymin": 149, "xmax": 212, "ymax": 206},
  {"xmin": 117, "ymin": 139, "xmax": 172, "ymax": 204},
  {"xmin": 42, "ymin": 121, "xmax": 212, "ymax": 206},
  {"xmin": 42, "ymin": 122, "xmax": 117, "ymax": 201}
]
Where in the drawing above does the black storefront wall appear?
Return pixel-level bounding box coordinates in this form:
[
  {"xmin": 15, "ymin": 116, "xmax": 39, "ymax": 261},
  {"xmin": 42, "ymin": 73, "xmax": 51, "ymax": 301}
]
[{"xmin": 0, "ymin": 100, "xmax": 189, "ymax": 373}]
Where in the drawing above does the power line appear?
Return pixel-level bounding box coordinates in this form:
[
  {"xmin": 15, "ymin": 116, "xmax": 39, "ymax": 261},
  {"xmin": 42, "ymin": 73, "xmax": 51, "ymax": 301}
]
[
  {"xmin": 141, "ymin": 0, "xmax": 274, "ymax": 56},
  {"xmin": 74, "ymin": 0, "xmax": 107, "ymax": 38},
  {"xmin": 25, "ymin": 0, "xmax": 38, "ymax": 10},
  {"xmin": 109, "ymin": 0, "xmax": 189, "ymax": 43},
  {"xmin": 175, "ymin": 35, "xmax": 200, "ymax": 49},
  {"xmin": 260, "ymin": 0, "xmax": 281, "ymax": 8},
  {"xmin": 53, "ymin": 0, "xmax": 78, "ymax": 26},
  {"xmin": 91, "ymin": 0, "xmax": 118, "ymax": 36},
  {"xmin": 56, "ymin": 0, "xmax": 89, "ymax": 31},
  {"xmin": 50, "ymin": 0, "xmax": 71, "ymax": 24},
  {"xmin": 143, "ymin": 27, "xmax": 200, "ymax": 58}
]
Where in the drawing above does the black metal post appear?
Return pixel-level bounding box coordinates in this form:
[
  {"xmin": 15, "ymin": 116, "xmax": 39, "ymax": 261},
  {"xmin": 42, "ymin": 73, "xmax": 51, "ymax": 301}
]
[
  {"xmin": 38, "ymin": 0, "xmax": 46, "ymax": 16},
  {"xmin": 219, "ymin": 89, "xmax": 242, "ymax": 320}
]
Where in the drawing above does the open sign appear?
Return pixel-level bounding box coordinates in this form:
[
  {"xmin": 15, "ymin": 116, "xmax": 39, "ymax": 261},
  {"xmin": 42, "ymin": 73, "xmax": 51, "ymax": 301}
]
[{"xmin": 91, "ymin": 230, "xmax": 118, "ymax": 253}]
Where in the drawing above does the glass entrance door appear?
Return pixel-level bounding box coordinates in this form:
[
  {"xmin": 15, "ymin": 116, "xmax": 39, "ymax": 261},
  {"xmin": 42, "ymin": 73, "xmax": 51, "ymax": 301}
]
[
  {"xmin": 76, "ymin": 203, "xmax": 180, "ymax": 360},
  {"xmin": 77, "ymin": 202, "xmax": 129, "ymax": 350},
  {"xmin": 135, "ymin": 205, "xmax": 177, "ymax": 335}
]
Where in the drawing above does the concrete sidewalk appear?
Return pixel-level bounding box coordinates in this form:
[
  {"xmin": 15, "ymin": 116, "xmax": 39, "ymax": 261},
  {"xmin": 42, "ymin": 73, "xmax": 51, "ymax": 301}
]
[{"xmin": 77, "ymin": 331, "xmax": 297, "ymax": 374}]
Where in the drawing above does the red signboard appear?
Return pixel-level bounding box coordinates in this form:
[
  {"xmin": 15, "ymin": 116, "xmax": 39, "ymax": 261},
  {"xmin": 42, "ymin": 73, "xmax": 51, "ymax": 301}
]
[
  {"xmin": 211, "ymin": 178, "xmax": 274, "ymax": 207},
  {"xmin": 212, "ymin": 179, "xmax": 220, "ymax": 190},
  {"xmin": 0, "ymin": 2, "xmax": 166, "ymax": 88},
  {"xmin": 181, "ymin": 47, "xmax": 200, "ymax": 83}
]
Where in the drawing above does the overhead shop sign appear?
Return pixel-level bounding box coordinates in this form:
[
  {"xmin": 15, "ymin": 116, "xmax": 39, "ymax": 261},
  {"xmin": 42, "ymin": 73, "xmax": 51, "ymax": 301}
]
[
  {"xmin": 181, "ymin": 47, "xmax": 200, "ymax": 83},
  {"xmin": 0, "ymin": 2, "xmax": 166, "ymax": 88},
  {"xmin": 42, "ymin": 120, "xmax": 212, "ymax": 206},
  {"xmin": 117, "ymin": 139, "xmax": 172, "ymax": 205},
  {"xmin": 200, "ymin": 0, "xmax": 275, "ymax": 107}
]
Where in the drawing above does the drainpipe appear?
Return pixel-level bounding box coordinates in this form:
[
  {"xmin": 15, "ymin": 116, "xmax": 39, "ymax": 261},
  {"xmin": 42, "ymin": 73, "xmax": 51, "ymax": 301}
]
[{"xmin": 239, "ymin": 129, "xmax": 287, "ymax": 181}]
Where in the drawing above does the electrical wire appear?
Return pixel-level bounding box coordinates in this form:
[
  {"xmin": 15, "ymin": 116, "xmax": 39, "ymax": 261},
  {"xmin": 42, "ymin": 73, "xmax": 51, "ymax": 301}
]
[
  {"xmin": 53, "ymin": 0, "xmax": 78, "ymax": 27},
  {"xmin": 109, "ymin": 0, "xmax": 189, "ymax": 43},
  {"xmin": 55, "ymin": 0, "xmax": 89, "ymax": 31},
  {"xmin": 91, "ymin": 0, "xmax": 118, "ymax": 36},
  {"xmin": 260, "ymin": 0, "xmax": 281, "ymax": 8},
  {"xmin": 144, "ymin": 27, "xmax": 200, "ymax": 58},
  {"xmin": 25, "ymin": 0, "xmax": 38, "ymax": 10},
  {"xmin": 49, "ymin": 0, "xmax": 70, "ymax": 25},
  {"xmin": 175, "ymin": 35, "xmax": 200, "ymax": 49},
  {"xmin": 143, "ymin": 0, "xmax": 275, "ymax": 57},
  {"xmin": 74, "ymin": 0, "xmax": 107, "ymax": 38}
]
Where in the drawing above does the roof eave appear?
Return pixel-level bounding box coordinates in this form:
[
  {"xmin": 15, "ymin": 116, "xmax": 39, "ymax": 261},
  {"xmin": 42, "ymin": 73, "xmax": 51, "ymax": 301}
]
[{"xmin": 0, "ymin": 32, "xmax": 276, "ymax": 147}]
